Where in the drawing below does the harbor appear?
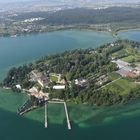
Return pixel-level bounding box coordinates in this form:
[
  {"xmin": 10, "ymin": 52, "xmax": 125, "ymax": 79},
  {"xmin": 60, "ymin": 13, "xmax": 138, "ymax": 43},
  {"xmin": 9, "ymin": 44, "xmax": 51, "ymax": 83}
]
[{"xmin": 18, "ymin": 96, "xmax": 71, "ymax": 130}]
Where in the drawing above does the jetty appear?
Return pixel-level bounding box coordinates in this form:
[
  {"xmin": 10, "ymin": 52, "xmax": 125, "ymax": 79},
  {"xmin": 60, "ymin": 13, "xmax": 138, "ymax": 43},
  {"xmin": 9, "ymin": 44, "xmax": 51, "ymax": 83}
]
[
  {"xmin": 48, "ymin": 100, "xmax": 71, "ymax": 130},
  {"xmin": 64, "ymin": 102, "xmax": 71, "ymax": 130},
  {"xmin": 18, "ymin": 100, "xmax": 37, "ymax": 115},
  {"xmin": 45, "ymin": 102, "xmax": 48, "ymax": 128}
]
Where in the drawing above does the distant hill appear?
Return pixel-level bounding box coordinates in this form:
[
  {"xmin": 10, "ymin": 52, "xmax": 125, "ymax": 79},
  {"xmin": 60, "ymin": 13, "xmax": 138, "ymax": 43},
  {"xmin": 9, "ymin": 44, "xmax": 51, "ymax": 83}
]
[
  {"xmin": 12, "ymin": 7, "xmax": 140, "ymax": 25},
  {"xmin": 1, "ymin": 0, "xmax": 140, "ymax": 4},
  {"xmin": 0, "ymin": 0, "xmax": 140, "ymax": 13}
]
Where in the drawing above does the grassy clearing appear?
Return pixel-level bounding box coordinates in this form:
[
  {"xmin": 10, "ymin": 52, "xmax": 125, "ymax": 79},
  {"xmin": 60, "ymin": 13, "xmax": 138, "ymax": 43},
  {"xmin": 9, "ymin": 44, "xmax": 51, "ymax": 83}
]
[
  {"xmin": 108, "ymin": 72, "xmax": 121, "ymax": 81},
  {"xmin": 121, "ymin": 55, "xmax": 140, "ymax": 63},
  {"xmin": 112, "ymin": 49, "xmax": 126, "ymax": 58},
  {"xmin": 50, "ymin": 73, "xmax": 58, "ymax": 82},
  {"xmin": 103, "ymin": 78, "xmax": 138, "ymax": 95},
  {"xmin": 112, "ymin": 42, "xmax": 140, "ymax": 63}
]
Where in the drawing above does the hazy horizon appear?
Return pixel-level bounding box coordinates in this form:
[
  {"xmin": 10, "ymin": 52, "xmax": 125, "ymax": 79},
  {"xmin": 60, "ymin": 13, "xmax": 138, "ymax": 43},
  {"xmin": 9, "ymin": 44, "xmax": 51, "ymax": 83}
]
[{"xmin": 0, "ymin": 0, "xmax": 140, "ymax": 4}]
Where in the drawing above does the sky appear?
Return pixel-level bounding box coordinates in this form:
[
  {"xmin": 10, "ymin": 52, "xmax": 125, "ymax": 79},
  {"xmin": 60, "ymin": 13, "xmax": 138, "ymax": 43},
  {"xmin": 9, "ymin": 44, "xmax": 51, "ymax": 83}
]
[
  {"xmin": 0, "ymin": 0, "xmax": 140, "ymax": 4},
  {"xmin": 0, "ymin": 0, "xmax": 34, "ymax": 3}
]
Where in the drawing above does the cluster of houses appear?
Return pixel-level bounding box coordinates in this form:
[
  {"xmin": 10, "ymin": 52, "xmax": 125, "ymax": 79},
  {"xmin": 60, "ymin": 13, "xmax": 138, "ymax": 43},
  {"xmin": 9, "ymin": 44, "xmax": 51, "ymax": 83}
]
[
  {"xmin": 112, "ymin": 59, "xmax": 140, "ymax": 78},
  {"xmin": 28, "ymin": 86, "xmax": 49, "ymax": 100},
  {"xmin": 29, "ymin": 70, "xmax": 89, "ymax": 90},
  {"xmin": 29, "ymin": 71, "xmax": 66, "ymax": 90}
]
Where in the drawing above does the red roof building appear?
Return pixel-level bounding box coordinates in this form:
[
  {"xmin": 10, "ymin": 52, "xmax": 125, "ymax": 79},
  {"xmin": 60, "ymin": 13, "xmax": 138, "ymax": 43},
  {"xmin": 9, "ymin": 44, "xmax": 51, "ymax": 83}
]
[{"xmin": 124, "ymin": 71, "xmax": 137, "ymax": 78}]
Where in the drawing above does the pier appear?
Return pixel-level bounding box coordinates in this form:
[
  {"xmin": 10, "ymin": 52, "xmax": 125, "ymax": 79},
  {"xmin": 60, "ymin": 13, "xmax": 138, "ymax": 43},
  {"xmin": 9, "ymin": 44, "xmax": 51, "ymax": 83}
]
[
  {"xmin": 18, "ymin": 98, "xmax": 71, "ymax": 130},
  {"xmin": 45, "ymin": 102, "xmax": 48, "ymax": 128},
  {"xmin": 64, "ymin": 102, "xmax": 71, "ymax": 130},
  {"xmin": 48, "ymin": 100, "xmax": 71, "ymax": 130},
  {"xmin": 17, "ymin": 99, "xmax": 37, "ymax": 115}
]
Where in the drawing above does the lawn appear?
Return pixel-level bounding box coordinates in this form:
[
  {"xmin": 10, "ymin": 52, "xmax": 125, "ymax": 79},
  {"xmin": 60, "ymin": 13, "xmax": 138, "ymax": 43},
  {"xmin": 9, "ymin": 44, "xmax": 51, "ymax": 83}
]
[
  {"xmin": 121, "ymin": 55, "xmax": 140, "ymax": 63},
  {"xmin": 108, "ymin": 72, "xmax": 121, "ymax": 81},
  {"xmin": 50, "ymin": 73, "xmax": 58, "ymax": 82},
  {"xmin": 112, "ymin": 43, "xmax": 140, "ymax": 63},
  {"xmin": 103, "ymin": 78, "xmax": 138, "ymax": 95}
]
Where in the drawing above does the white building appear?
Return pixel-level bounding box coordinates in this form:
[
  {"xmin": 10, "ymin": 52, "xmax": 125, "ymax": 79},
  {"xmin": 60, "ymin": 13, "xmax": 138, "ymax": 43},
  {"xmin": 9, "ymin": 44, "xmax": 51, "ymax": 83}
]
[
  {"xmin": 53, "ymin": 85, "xmax": 65, "ymax": 90},
  {"xmin": 16, "ymin": 84, "xmax": 21, "ymax": 90},
  {"xmin": 75, "ymin": 78, "xmax": 87, "ymax": 86},
  {"xmin": 112, "ymin": 59, "xmax": 130, "ymax": 69}
]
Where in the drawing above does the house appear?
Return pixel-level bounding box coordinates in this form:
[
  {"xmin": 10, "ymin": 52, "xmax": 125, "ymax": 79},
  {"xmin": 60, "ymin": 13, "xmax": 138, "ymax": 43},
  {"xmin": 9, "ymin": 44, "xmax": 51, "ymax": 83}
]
[
  {"xmin": 134, "ymin": 66, "xmax": 140, "ymax": 75},
  {"xmin": 59, "ymin": 79, "xmax": 66, "ymax": 84},
  {"xmin": 75, "ymin": 78, "xmax": 87, "ymax": 87},
  {"xmin": 125, "ymin": 71, "xmax": 137, "ymax": 78},
  {"xmin": 110, "ymin": 43, "xmax": 115, "ymax": 47},
  {"xmin": 16, "ymin": 84, "xmax": 21, "ymax": 90},
  {"xmin": 38, "ymin": 76, "xmax": 50, "ymax": 87},
  {"xmin": 28, "ymin": 87, "xmax": 38, "ymax": 93},
  {"xmin": 117, "ymin": 69, "xmax": 137, "ymax": 78}
]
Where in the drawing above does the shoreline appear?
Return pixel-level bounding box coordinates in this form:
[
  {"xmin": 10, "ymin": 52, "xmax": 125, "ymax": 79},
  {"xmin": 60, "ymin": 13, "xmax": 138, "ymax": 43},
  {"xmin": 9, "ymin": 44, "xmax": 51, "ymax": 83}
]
[
  {"xmin": 0, "ymin": 25, "xmax": 140, "ymax": 39},
  {"xmin": 117, "ymin": 28, "xmax": 140, "ymax": 34},
  {"xmin": 0, "ymin": 28, "xmax": 112, "ymax": 39}
]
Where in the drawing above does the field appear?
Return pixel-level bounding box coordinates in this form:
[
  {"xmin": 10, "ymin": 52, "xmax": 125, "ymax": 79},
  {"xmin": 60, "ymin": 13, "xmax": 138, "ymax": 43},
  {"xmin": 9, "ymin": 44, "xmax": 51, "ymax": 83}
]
[
  {"xmin": 103, "ymin": 78, "xmax": 139, "ymax": 95},
  {"xmin": 112, "ymin": 43, "xmax": 140, "ymax": 63},
  {"xmin": 121, "ymin": 55, "xmax": 140, "ymax": 63},
  {"xmin": 108, "ymin": 72, "xmax": 121, "ymax": 81}
]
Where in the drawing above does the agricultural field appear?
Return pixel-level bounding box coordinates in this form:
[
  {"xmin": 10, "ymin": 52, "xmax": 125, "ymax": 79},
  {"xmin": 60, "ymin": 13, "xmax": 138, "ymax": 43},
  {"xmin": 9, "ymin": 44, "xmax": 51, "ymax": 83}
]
[{"xmin": 103, "ymin": 78, "xmax": 139, "ymax": 95}]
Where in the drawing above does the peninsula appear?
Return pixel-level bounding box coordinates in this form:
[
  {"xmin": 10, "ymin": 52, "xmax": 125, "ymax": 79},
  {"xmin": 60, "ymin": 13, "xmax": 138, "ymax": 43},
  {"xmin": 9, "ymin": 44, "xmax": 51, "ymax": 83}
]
[{"xmin": 2, "ymin": 39, "xmax": 140, "ymax": 107}]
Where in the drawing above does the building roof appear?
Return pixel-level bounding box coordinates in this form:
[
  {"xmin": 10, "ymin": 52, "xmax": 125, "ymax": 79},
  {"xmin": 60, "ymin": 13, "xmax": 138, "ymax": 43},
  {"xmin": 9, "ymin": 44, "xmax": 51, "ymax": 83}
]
[
  {"xmin": 117, "ymin": 69, "xmax": 137, "ymax": 78},
  {"xmin": 125, "ymin": 71, "xmax": 137, "ymax": 78},
  {"xmin": 53, "ymin": 85, "xmax": 65, "ymax": 89},
  {"xmin": 112, "ymin": 59, "xmax": 130, "ymax": 69},
  {"xmin": 116, "ymin": 69, "xmax": 127, "ymax": 76}
]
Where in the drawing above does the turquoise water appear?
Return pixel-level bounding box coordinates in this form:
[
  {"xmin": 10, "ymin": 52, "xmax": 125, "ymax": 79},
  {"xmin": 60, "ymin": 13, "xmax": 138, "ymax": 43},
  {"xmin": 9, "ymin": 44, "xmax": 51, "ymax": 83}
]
[
  {"xmin": 0, "ymin": 30, "xmax": 114, "ymax": 70},
  {"xmin": 0, "ymin": 30, "xmax": 114, "ymax": 82},
  {"xmin": 0, "ymin": 29, "xmax": 140, "ymax": 140},
  {"xmin": 118, "ymin": 29, "xmax": 140, "ymax": 41},
  {"xmin": 1, "ymin": 90, "xmax": 140, "ymax": 140}
]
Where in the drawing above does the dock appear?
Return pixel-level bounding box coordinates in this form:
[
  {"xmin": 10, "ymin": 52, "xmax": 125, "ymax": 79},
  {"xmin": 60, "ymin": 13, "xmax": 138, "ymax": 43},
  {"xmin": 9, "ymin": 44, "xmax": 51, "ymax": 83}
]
[
  {"xmin": 45, "ymin": 102, "xmax": 48, "ymax": 128},
  {"xmin": 17, "ymin": 99, "xmax": 37, "ymax": 115},
  {"xmin": 48, "ymin": 101, "xmax": 71, "ymax": 130},
  {"xmin": 64, "ymin": 102, "xmax": 71, "ymax": 130}
]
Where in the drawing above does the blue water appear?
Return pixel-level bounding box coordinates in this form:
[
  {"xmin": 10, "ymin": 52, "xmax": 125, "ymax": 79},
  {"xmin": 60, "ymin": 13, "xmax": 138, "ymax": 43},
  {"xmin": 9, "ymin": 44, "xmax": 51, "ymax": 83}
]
[
  {"xmin": 118, "ymin": 29, "xmax": 140, "ymax": 41},
  {"xmin": 0, "ymin": 30, "xmax": 114, "ymax": 70}
]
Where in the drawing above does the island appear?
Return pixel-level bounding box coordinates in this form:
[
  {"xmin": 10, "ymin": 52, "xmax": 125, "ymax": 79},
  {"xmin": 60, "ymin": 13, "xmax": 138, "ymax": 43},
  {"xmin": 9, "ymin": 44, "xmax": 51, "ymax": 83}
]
[{"xmin": 1, "ymin": 39, "xmax": 140, "ymax": 110}]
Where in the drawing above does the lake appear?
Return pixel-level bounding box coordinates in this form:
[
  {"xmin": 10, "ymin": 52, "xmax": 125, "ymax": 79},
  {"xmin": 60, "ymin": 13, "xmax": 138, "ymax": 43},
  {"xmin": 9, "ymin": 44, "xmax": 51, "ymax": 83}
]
[{"xmin": 0, "ymin": 29, "xmax": 140, "ymax": 140}]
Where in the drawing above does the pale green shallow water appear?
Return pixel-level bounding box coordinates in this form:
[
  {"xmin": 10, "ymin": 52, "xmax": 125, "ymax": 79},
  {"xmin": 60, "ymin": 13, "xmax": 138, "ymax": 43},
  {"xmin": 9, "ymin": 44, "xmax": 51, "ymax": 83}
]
[{"xmin": 0, "ymin": 30, "xmax": 140, "ymax": 140}]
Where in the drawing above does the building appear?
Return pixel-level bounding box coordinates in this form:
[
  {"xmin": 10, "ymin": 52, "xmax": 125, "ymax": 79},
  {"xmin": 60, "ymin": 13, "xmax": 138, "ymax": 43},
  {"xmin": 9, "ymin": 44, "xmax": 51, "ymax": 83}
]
[
  {"xmin": 117, "ymin": 69, "xmax": 137, "ymax": 78},
  {"xmin": 75, "ymin": 78, "xmax": 87, "ymax": 87},
  {"xmin": 16, "ymin": 84, "xmax": 21, "ymax": 90},
  {"xmin": 28, "ymin": 87, "xmax": 38, "ymax": 93},
  {"xmin": 38, "ymin": 76, "xmax": 50, "ymax": 87},
  {"xmin": 113, "ymin": 59, "xmax": 137, "ymax": 78},
  {"xmin": 112, "ymin": 59, "xmax": 130, "ymax": 69},
  {"xmin": 125, "ymin": 71, "xmax": 137, "ymax": 78},
  {"xmin": 53, "ymin": 85, "xmax": 65, "ymax": 90},
  {"xmin": 134, "ymin": 66, "xmax": 140, "ymax": 75}
]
